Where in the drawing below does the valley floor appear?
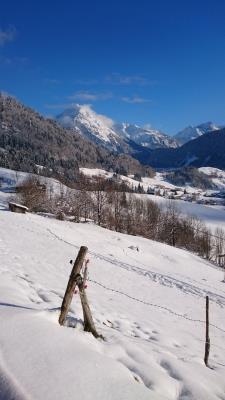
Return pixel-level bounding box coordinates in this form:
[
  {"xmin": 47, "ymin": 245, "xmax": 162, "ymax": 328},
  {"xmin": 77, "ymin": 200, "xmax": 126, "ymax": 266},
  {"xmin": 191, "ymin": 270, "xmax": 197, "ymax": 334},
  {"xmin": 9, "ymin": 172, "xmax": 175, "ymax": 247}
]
[
  {"xmin": 0, "ymin": 194, "xmax": 225, "ymax": 399},
  {"xmin": 144, "ymin": 194, "xmax": 225, "ymax": 231}
]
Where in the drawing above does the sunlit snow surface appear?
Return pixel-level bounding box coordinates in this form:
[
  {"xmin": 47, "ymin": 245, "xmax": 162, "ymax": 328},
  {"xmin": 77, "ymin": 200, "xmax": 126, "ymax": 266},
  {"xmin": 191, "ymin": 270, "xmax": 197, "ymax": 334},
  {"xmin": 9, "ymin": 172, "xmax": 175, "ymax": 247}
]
[{"xmin": 0, "ymin": 189, "xmax": 225, "ymax": 400}]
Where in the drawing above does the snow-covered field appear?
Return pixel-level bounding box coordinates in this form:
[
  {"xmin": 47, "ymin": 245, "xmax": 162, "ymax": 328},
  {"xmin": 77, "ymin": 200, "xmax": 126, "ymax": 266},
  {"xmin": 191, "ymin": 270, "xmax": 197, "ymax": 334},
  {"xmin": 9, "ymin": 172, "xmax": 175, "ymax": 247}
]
[
  {"xmin": 80, "ymin": 167, "xmax": 187, "ymax": 192},
  {"xmin": 0, "ymin": 167, "xmax": 67, "ymax": 196},
  {"xmin": 0, "ymin": 190, "xmax": 225, "ymax": 399},
  {"xmin": 80, "ymin": 167, "xmax": 225, "ymax": 231},
  {"xmin": 199, "ymin": 167, "xmax": 225, "ymax": 190},
  {"xmin": 144, "ymin": 194, "xmax": 225, "ymax": 231},
  {"xmin": 80, "ymin": 166, "xmax": 225, "ymax": 194},
  {"xmin": 1, "ymin": 165, "xmax": 225, "ymax": 231}
]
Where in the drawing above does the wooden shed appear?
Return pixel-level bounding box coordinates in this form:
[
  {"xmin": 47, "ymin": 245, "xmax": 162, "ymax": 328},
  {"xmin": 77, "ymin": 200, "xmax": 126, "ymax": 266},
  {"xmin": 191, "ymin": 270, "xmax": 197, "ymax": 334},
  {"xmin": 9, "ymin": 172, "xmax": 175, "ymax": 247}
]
[{"xmin": 8, "ymin": 202, "xmax": 28, "ymax": 214}]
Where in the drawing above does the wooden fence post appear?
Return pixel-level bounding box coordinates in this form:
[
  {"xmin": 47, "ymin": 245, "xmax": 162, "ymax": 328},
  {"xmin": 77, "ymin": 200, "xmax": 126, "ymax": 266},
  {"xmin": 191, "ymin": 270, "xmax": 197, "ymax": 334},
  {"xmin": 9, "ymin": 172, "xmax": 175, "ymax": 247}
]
[
  {"xmin": 59, "ymin": 246, "xmax": 88, "ymax": 326},
  {"xmin": 78, "ymin": 266, "xmax": 102, "ymax": 339},
  {"xmin": 204, "ymin": 295, "xmax": 210, "ymax": 367}
]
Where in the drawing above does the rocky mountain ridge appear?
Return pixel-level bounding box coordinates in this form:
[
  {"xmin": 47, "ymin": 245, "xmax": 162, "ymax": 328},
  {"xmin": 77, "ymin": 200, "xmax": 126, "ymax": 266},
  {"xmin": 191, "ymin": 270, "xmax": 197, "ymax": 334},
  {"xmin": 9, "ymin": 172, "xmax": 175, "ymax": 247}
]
[
  {"xmin": 56, "ymin": 104, "xmax": 179, "ymax": 152},
  {"xmin": 174, "ymin": 122, "xmax": 220, "ymax": 145},
  {"xmin": 0, "ymin": 94, "xmax": 154, "ymax": 183}
]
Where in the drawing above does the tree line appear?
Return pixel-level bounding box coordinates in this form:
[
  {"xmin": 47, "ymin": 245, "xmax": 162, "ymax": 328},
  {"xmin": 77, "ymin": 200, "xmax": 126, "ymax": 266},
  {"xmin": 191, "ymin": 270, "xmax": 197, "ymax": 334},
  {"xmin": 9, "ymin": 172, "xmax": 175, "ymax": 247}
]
[{"xmin": 16, "ymin": 174, "xmax": 225, "ymax": 264}]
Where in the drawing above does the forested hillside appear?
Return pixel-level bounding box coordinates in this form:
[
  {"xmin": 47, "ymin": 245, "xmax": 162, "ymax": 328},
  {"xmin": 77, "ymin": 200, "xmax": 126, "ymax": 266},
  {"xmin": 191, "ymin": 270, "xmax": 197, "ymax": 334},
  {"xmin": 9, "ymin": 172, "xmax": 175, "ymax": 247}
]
[{"xmin": 0, "ymin": 94, "xmax": 154, "ymax": 184}]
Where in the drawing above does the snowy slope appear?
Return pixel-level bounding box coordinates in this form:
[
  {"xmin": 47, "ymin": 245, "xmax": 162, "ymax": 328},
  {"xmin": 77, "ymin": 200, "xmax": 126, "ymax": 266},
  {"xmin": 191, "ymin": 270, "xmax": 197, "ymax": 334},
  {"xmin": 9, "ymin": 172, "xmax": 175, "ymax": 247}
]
[
  {"xmin": 174, "ymin": 122, "xmax": 219, "ymax": 145},
  {"xmin": 80, "ymin": 166, "xmax": 225, "ymax": 195},
  {"xmin": 0, "ymin": 193, "xmax": 225, "ymax": 399},
  {"xmin": 80, "ymin": 167, "xmax": 185, "ymax": 191},
  {"xmin": 113, "ymin": 123, "xmax": 178, "ymax": 149},
  {"xmin": 0, "ymin": 167, "xmax": 68, "ymax": 196},
  {"xmin": 199, "ymin": 167, "xmax": 225, "ymax": 190}
]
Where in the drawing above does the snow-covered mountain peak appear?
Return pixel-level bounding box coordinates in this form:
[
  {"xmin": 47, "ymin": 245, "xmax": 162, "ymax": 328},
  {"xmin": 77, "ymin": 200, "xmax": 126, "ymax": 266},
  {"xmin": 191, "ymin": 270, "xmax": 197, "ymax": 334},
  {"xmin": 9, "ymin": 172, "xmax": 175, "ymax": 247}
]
[
  {"xmin": 56, "ymin": 105, "xmax": 178, "ymax": 152},
  {"xmin": 56, "ymin": 104, "xmax": 122, "ymax": 151},
  {"xmin": 113, "ymin": 122, "xmax": 179, "ymax": 149},
  {"xmin": 57, "ymin": 104, "xmax": 116, "ymax": 142},
  {"xmin": 175, "ymin": 122, "xmax": 220, "ymax": 145}
]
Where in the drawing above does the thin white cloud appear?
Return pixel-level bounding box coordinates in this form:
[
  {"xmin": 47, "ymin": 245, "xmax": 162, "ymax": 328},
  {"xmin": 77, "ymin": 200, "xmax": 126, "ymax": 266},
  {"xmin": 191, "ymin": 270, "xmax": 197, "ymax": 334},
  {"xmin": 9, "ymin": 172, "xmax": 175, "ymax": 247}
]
[
  {"xmin": 121, "ymin": 96, "xmax": 151, "ymax": 104},
  {"xmin": 73, "ymin": 78, "xmax": 99, "ymax": 85},
  {"xmin": 73, "ymin": 104, "xmax": 114, "ymax": 127},
  {"xmin": 0, "ymin": 26, "xmax": 17, "ymax": 47},
  {"xmin": 72, "ymin": 74, "xmax": 157, "ymax": 87},
  {"xmin": 105, "ymin": 73, "xmax": 155, "ymax": 86},
  {"xmin": 45, "ymin": 102, "xmax": 114, "ymax": 127},
  {"xmin": 68, "ymin": 91, "xmax": 113, "ymax": 101},
  {"xmin": 143, "ymin": 123, "xmax": 153, "ymax": 129},
  {"xmin": 44, "ymin": 78, "xmax": 61, "ymax": 85},
  {"xmin": 97, "ymin": 113, "xmax": 114, "ymax": 128},
  {"xmin": 0, "ymin": 55, "xmax": 28, "ymax": 66},
  {"xmin": 0, "ymin": 55, "xmax": 12, "ymax": 65}
]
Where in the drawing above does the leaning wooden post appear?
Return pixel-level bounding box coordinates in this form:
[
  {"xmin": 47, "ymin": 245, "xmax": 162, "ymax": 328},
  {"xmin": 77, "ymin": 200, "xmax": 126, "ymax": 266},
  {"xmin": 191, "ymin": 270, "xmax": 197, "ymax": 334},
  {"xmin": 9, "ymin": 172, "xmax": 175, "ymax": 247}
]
[
  {"xmin": 78, "ymin": 265, "xmax": 103, "ymax": 339},
  {"xmin": 59, "ymin": 246, "xmax": 88, "ymax": 326},
  {"xmin": 204, "ymin": 295, "xmax": 210, "ymax": 367}
]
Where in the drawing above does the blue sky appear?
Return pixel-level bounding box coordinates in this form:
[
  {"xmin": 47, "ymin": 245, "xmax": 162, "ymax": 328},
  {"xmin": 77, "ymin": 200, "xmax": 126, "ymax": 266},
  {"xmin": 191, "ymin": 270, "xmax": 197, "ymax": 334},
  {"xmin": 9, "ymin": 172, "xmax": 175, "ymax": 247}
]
[{"xmin": 1, "ymin": 0, "xmax": 225, "ymax": 135}]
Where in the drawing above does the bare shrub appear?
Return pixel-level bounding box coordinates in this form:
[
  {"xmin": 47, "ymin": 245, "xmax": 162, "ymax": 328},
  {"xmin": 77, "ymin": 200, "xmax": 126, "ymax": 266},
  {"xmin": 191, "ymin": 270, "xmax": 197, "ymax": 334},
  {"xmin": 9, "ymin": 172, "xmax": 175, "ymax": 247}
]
[{"xmin": 16, "ymin": 176, "xmax": 49, "ymax": 212}]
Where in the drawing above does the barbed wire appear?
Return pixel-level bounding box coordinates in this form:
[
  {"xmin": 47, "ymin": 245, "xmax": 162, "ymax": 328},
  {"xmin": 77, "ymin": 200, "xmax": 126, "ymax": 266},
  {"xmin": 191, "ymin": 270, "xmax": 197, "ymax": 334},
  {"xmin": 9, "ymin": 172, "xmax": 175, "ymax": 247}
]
[
  {"xmin": 88, "ymin": 278, "xmax": 225, "ymax": 334},
  {"xmin": 47, "ymin": 215, "xmax": 225, "ymax": 260},
  {"xmin": 48, "ymin": 227, "xmax": 225, "ymax": 306},
  {"xmin": 47, "ymin": 228, "xmax": 80, "ymax": 249},
  {"xmin": 46, "ymin": 227, "xmax": 225, "ymax": 334}
]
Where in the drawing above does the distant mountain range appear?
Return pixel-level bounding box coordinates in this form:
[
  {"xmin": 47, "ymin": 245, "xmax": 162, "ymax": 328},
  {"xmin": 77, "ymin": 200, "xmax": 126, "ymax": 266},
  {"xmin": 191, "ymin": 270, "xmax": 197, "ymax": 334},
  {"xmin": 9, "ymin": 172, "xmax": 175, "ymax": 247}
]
[
  {"xmin": 57, "ymin": 104, "xmax": 224, "ymax": 154},
  {"xmin": 1, "ymin": 94, "xmax": 225, "ymax": 177},
  {"xmin": 56, "ymin": 104, "xmax": 179, "ymax": 152},
  {"xmin": 0, "ymin": 94, "xmax": 153, "ymax": 183},
  {"xmin": 56, "ymin": 104, "xmax": 225, "ymax": 170},
  {"xmin": 113, "ymin": 122, "xmax": 178, "ymax": 149},
  {"xmin": 136, "ymin": 128, "xmax": 225, "ymax": 170},
  {"xmin": 174, "ymin": 122, "xmax": 220, "ymax": 145}
]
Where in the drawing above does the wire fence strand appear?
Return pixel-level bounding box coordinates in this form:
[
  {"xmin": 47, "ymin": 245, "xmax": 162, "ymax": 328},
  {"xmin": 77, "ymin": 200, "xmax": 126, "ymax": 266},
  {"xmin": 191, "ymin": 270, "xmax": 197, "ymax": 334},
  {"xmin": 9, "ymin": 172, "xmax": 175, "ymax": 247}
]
[
  {"xmin": 46, "ymin": 227, "xmax": 225, "ymax": 335},
  {"xmin": 89, "ymin": 278, "xmax": 225, "ymax": 334}
]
